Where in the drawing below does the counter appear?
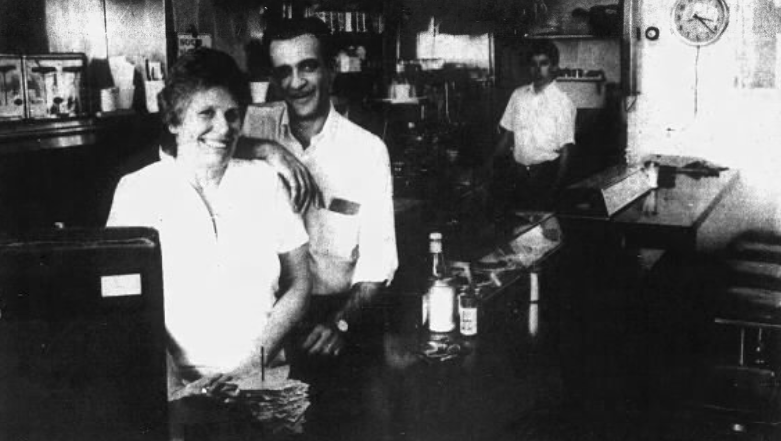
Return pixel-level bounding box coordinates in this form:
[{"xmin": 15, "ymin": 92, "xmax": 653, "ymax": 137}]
[{"xmin": 0, "ymin": 112, "xmax": 160, "ymax": 155}]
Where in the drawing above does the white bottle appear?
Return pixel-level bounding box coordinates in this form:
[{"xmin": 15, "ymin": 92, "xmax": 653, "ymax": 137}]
[
  {"xmin": 425, "ymin": 232, "xmax": 455, "ymax": 332},
  {"xmin": 428, "ymin": 279, "xmax": 456, "ymax": 333}
]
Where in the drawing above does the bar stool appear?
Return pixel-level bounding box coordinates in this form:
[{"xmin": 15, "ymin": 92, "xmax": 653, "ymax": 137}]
[{"xmin": 697, "ymin": 232, "xmax": 781, "ymax": 429}]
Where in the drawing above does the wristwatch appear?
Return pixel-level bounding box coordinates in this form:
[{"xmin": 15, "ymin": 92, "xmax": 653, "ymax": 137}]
[{"xmin": 335, "ymin": 318, "xmax": 349, "ymax": 333}]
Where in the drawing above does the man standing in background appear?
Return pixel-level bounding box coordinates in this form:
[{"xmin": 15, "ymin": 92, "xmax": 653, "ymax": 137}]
[{"xmin": 487, "ymin": 40, "xmax": 576, "ymax": 214}]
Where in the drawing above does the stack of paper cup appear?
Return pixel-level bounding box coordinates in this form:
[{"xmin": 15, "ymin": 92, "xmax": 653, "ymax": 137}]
[
  {"xmin": 117, "ymin": 88, "xmax": 135, "ymax": 109},
  {"xmin": 109, "ymin": 56, "xmax": 136, "ymax": 110}
]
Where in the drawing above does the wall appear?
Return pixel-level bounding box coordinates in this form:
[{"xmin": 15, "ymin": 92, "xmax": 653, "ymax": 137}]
[
  {"xmin": 627, "ymin": 0, "xmax": 781, "ymax": 249},
  {"xmin": 170, "ymin": 0, "xmax": 253, "ymax": 70}
]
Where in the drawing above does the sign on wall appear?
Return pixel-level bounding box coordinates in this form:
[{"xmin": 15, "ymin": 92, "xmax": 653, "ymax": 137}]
[{"xmin": 177, "ymin": 33, "xmax": 213, "ymax": 57}]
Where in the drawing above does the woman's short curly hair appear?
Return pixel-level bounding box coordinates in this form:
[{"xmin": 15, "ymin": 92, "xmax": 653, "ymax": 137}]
[{"xmin": 158, "ymin": 47, "xmax": 250, "ymax": 133}]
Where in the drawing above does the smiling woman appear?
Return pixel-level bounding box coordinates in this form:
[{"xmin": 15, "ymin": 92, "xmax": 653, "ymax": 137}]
[
  {"xmin": 106, "ymin": 48, "xmax": 311, "ymax": 428},
  {"xmin": 158, "ymin": 48, "xmax": 250, "ymax": 158}
]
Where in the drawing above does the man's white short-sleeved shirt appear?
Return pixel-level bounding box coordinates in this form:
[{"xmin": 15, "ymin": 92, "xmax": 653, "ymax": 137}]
[
  {"xmin": 107, "ymin": 156, "xmax": 308, "ymax": 375},
  {"xmin": 499, "ymin": 82, "xmax": 576, "ymax": 166},
  {"xmin": 244, "ymin": 103, "xmax": 398, "ymax": 295}
]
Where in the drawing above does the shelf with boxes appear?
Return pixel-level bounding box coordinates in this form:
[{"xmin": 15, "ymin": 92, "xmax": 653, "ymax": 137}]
[{"xmin": 274, "ymin": 0, "xmax": 392, "ymax": 96}]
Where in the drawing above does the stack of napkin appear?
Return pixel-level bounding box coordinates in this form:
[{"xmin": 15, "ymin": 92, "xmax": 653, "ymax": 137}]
[{"xmin": 235, "ymin": 365, "xmax": 310, "ymax": 436}]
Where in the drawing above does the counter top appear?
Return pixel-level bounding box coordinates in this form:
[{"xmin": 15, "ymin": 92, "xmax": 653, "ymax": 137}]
[{"xmin": 0, "ymin": 112, "xmax": 160, "ymax": 154}]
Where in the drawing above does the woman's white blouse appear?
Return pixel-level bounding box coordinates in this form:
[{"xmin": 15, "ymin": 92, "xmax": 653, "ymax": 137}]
[{"xmin": 107, "ymin": 157, "xmax": 308, "ymax": 375}]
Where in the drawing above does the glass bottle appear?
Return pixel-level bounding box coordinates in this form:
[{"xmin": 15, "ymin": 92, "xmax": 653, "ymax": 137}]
[
  {"xmin": 425, "ymin": 232, "xmax": 456, "ymax": 333},
  {"xmin": 458, "ymin": 285, "xmax": 479, "ymax": 336},
  {"xmin": 429, "ymin": 232, "xmax": 447, "ymax": 279}
]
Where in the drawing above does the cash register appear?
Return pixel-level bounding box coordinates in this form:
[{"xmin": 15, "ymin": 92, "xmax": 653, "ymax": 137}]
[{"xmin": 0, "ymin": 227, "xmax": 168, "ymax": 441}]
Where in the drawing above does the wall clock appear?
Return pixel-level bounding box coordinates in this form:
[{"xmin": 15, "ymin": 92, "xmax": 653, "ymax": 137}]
[{"xmin": 671, "ymin": 0, "xmax": 730, "ymax": 46}]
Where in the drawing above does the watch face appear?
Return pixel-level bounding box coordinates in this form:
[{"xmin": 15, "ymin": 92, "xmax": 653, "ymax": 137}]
[{"xmin": 671, "ymin": 0, "xmax": 729, "ymax": 46}]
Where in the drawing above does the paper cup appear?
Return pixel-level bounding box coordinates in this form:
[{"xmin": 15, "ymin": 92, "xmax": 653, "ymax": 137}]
[
  {"xmin": 250, "ymin": 82, "xmax": 269, "ymax": 103},
  {"xmin": 100, "ymin": 88, "xmax": 118, "ymax": 112},
  {"xmin": 144, "ymin": 81, "xmax": 164, "ymax": 113},
  {"xmin": 117, "ymin": 87, "xmax": 135, "ymax": 110}
]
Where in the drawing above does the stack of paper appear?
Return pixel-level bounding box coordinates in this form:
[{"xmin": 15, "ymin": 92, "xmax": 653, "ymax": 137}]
[{"xmin": 235, "ymin": 365, "xmax": 310, "ymax": 436}]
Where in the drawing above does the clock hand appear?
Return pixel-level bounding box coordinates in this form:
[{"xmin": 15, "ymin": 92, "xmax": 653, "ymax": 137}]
[{"xmin": 693, "ymin": 14, "xmax": 715, "ymax": 33}]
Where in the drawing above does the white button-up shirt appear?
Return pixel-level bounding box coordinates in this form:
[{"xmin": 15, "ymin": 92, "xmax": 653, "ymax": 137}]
[
  {"xmin": 244, "ymin": 102, "xmax": 398, "ymax": 295},
  {"xmin": 107, "ymin": 157, "xmax": 308, "ymax": 375},
  {"xmin": 500, "ymin": 82, "xmax": 576, "ymax": 166}
]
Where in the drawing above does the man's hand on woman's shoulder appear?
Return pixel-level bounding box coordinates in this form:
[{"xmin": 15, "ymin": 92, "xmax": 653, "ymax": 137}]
[{"xmin": 235, "ymin": 138, "xmax": 324, "ymax": 212}]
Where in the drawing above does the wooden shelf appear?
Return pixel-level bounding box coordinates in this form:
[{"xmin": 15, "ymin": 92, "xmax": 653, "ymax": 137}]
[
  {"xmin": 558, "ymin": 77, "xmax": 606, "ymax": 83},
  {"xmin": 523, "ymin": 34, "xmax": 620, "ymax": 40},
  {"xmin": 0, "ymin": 112, "xmax": 160, "ymax": 155}
]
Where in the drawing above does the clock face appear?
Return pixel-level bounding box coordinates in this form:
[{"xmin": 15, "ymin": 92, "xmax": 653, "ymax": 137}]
[{"xmin": 671, "ymin": 0, "xmax": 730, "ymax": 46}]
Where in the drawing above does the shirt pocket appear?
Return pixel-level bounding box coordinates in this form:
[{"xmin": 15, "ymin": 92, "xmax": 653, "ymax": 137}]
[{"xmin": 307, "ymin": 208, "xmax": 360, "ymax": 260}]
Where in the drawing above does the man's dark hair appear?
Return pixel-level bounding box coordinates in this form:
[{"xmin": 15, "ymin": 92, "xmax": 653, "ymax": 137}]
[
  {"xmin": 262, "ymin": 17, "xmax": 335, "ymax": 66},
  {"xmin": 158, "ymin": 47, "xmax": 250, "ymax": 155},
  {"xmin": 528, "ymin": 40, "xmax": 560, "ymax": 66}
]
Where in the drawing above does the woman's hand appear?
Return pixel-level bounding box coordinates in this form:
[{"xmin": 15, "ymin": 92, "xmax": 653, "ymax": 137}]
[{"xmin": 169, "ymin": 373, "xmax": 241, "ymax": 403}]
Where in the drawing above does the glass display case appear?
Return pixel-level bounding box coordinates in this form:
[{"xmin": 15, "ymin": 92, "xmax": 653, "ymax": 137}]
[
  {"xmin": 475, "ymin": 211, "xmax": 564, "ymax": 276},
  {"xmin": 23, "ymin": 53, "xmax": 88, "ymax": 119},
  {"xmin": 0, "ymin": 55, "xmax": 24, "ymax": 120}
]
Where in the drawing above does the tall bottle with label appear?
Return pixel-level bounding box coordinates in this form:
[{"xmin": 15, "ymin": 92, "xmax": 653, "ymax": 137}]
[{"xmin": 423, "ymin": 232, "xmax": 456, "ymax": 333}]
